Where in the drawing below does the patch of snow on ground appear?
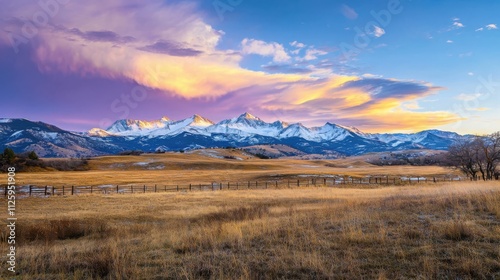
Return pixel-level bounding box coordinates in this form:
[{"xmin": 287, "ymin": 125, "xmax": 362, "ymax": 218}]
[
  {"xmin": 300, "ymin": 165, "xmax": 320, "ymax": 168},
  {"xmin": 197, "ymin": 150, "xmax": 224, "ymax": 159}
]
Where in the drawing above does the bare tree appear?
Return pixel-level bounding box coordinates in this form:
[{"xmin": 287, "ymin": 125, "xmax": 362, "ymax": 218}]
[
  {"xmin": 485, "ymin": 132, "xmax": 500, "ymax": 180},
  {"xmin": 448, "ymin": 138, "xmax": 479, "ymax": 180},
  {"xmin": 448, "ymin": 132, "xmax": 500, "ymax": 180}
]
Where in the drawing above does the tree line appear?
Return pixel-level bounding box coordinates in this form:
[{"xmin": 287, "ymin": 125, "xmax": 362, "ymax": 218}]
[
  {"xmin": 0, "ymin": 148, "xmax": 89, "ymax": 172},
  {"xmin": 447, "ymin": 132, "xmax": 500, "ymax": 180}
]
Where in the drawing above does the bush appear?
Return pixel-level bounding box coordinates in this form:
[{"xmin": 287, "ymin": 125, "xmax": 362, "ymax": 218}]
[
  {"xmin": 0, "ymin": 149, "xmax": 89, "ymax": 172},
  {"xmin": 254, "ymin": 153, "xmax": 271, "ymax": 159},
  {"xmin": 118, "ymin": 150, "xmax": 143, "ymax": 156},
  {"xmin": 28, "ymin": 151, "xmax": 39, "ymax": 160},
  {"xmin": 2, "ymin": 148, "xmax": 15, "ymax": 164}
]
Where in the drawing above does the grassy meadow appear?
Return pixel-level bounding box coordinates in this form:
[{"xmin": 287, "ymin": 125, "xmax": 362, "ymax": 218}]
[
  {"xmin": 15, "ymin": 149, "xmax": 456, "ymax": 187},
  {"xmin": 1, "ymin": 151, "xmax": 499, "ymax": 279}
]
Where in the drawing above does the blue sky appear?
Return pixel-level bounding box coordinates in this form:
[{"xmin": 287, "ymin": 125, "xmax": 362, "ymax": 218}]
[{"xmin": 0, "ymin": 0, "xmax": 499, "ymax": 133}]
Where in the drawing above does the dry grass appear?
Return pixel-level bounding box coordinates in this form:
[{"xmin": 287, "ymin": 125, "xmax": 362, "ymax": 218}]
[
  {"xmin": 13, "ymin": 150, "xmax": 456, "ymax": 187},
  {"xmin": 1, "ymin": 181, "xmax": 499, "ymax": 279}
]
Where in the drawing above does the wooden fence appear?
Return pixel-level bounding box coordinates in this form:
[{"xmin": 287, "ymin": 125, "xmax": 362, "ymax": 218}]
[{"xmin": 1, "ymin": 176, "xmax": 464, "ymax": 197}]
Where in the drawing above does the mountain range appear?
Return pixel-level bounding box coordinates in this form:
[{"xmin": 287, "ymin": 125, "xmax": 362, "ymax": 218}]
[{"xmin": 0, "ymin": 113, "xmax": 469, "ymax": 158}]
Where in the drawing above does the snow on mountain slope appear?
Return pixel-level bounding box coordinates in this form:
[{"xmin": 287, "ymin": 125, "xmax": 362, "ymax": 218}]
[
  {"xmin": 207, "ymin": 112, "xmax": 286, "ymax": 137},
  {"xmin": 88, "ymin": 128, "xmax": 112, "ymax": 137},
  {"xmin": 310, "ymin": 123, "xmax": 355, "ymax": 141},
  {"xmin": 105, "ymin": 116, "xmax": 171, "ymax": 135},
  {"xmin": 278, "ymin": 123, "xmax": 317, "ymax": 141},
  {"xmin": 366, "ymin": 130, "xmax": 464, "ymax": 147},
  {"xmin": 90, "ymin": 115, "xmax": 214, "ymax": 137},
  {"xmin": 148, "ymin": 115, "xmax": 214, "ymax": 137}
]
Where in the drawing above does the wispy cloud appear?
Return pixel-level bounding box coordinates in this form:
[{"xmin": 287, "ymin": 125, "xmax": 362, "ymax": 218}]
[
  {"xmin": 456, "ymin": 93, "xmax": 483, "ymax": 101},
  {"xmin": 290, "ymin": 41, "xmax": 306, "ymax": 55},
  {"xmin": 475, "ymin": 23, "xmax": 497, "ymax": 31},
  {"xmin": 300, "ymin": 48, "xmax": 328, "ymax": 61},
  {"xmin": 372, "ymin": 26, "xmax": 385, "ymax": 38},
  {"xmin": 340, "ymin": 4, "xmax": 358, "ymax": 20},
  {"xmin": 486, "ymin": 23, "xmax": 498, "ymax": 30},
  {"xmin": 138, "ymin": 40, "xmax": 203, "ymax": 56},
  {"xmin": 290, "ymin": 41, "xmax": 305, "ymax": 48},
  {"xmin": 241, "ymin": 38, "xmax": 291, "ymax": 63},
  {"xmin": 446, "ymin": 40, "xmax": 453, "ymax": 43}
]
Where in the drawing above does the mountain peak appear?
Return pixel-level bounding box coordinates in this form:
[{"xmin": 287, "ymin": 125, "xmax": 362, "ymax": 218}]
[
  {"xmin": 239, "ymin": 112, "xmax": 260, "ymax": 121},
  {"xmin": 190, "ymin": 114, "xmax": 214, "ymax": 126}
]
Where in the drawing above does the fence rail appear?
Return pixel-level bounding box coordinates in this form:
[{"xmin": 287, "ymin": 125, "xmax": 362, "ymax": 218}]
[{"xmin": 1, "ymin": 176, "xmax": 466, "ymax": 198}]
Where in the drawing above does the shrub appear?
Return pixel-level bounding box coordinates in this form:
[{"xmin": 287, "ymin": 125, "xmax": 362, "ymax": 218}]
[
  {"xmin": 2, "ymin": 148, "xmax": 15, "ymax": 164},
  {"xmin": 28, "ymin": 151, "xmax": 39, "ymax": 160}
]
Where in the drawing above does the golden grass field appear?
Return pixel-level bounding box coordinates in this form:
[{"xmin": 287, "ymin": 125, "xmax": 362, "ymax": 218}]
[
  {"xmin": 1, "ymin": 151, "xmax": 499, "ymax": 279},
  {"xmin": 15, "ymin": 149, "xmax": 459, "ymax": 187}
]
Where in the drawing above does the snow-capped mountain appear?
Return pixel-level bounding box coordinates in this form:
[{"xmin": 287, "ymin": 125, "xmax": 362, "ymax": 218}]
[
  {"xmin": 207, "ymin": 113, "xmax": 288, "ymax": 138},
  {"xmin": 0, "ymin": 114, "xmax": 472, "ymax": 157},
  {"xmin": 106, "ymin": 116, "xmax": 171, "ymax": 134},
  {"xmin": 0, "ymin": 118, "xmax": 122, "ymax": 157},
  {"xmin": 89, "ymin": 115, "xmax": 214, "ymax": 138}
]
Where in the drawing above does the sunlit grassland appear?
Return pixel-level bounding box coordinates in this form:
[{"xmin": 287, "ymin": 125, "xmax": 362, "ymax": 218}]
[
  {"xmin": 1, "ymin": 181, "xmax": 499, "ymax": 279},
  {"xmin": 15, "ymin": 150, "xmax": 457, "ymax": 186}
]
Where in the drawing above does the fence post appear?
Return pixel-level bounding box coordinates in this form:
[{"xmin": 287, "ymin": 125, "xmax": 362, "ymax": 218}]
[
  {"xmin": 143, "ymin": 185, "xmax": 146, "ymax": 193},
  {"xmin": 220, "ymin": 182, "xmax": 222, "ymax": 190},
  {"xmin": 189, "ymin": 184, "xmax": 192, "ymax": 191},
  {"xmin": 265, "ymin": 182, "xmax": 268, "ymax": 189},
  {"xmin": 44, "ymin": 186, "xmax": 48, "ymax": 196},
  {"xmin": 29, "ymin": 185, "xmax": 32, "ymax": 196},
  {"xmin": 90, "ymin": 185, "xmax": 93, "ymax": 194},
  {"xmin": 275, "ymin": 181, "xmax": 278, "ymax": 188},
  {"xmin": 52, "ymin": 187, "xmax": 55, "ymax": 196},
  {"xmin": 4, "ymin": 186, "xmax": 6, "ymax": 197},
  {"xmin": 71, "ymin": 186, "xmax": 74, "ymax": 195},
  {"xmin": 228, "ymin": 182, "xmax": 230, "ymax": 189},
  {"xmin": 131, "ymin": 185, "xmax": 133, "ymax": 194},
  {"xmin": 177, "ymin": 185, "xmax": 179, "ymax": 192},
  {"xmin": 116, "ymin": 185, "xmax": 119, "ymax": 194}
]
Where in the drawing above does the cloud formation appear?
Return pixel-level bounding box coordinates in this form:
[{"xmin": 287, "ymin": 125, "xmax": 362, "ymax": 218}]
[
  {"xmin": 476, "ymin": 24, "xmax": 497, "ymax": 31},
  {"xmin": 0, "ymin": 0, "xmax": 460, "ymax": 132},
  {"xmin": 340, "ymin": 4, "xmax": 358, "ymax": 20},
  {"xmin": 241, "ymin": 38, "xmax": 291, "ymax": 63},
  {"xmin": 486, "ymin": 24, "xmax": 498, "ymax": 30},
  {"xmin": 372, "ymin": 26, "xmax": 386, "ymax": 38}
]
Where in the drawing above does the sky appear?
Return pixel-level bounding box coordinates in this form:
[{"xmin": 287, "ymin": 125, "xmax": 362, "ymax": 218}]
[{"xmin": 1, "ymin": 0, "xmax": 499, "ymax": 134}]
